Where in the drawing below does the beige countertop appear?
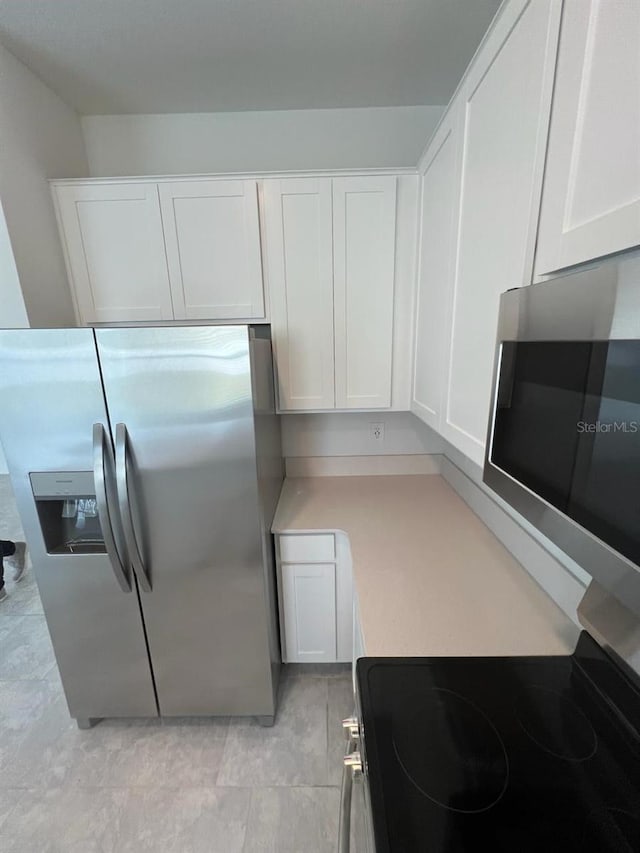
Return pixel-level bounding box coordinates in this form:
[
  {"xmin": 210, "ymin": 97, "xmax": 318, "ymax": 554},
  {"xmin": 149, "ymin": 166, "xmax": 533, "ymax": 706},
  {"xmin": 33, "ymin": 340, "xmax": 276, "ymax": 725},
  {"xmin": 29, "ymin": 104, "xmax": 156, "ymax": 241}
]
[{"xmin": 273, "ymin": 474, "xmax": 578, "ymax": 658}]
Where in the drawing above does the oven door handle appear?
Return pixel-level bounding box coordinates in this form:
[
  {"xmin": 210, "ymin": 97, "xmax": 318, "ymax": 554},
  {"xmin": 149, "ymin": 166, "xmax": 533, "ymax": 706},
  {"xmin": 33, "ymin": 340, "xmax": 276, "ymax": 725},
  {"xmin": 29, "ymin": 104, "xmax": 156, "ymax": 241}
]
[{"xmin": 339, "ymin": 736, "xmax": 362, "ymax": 853}]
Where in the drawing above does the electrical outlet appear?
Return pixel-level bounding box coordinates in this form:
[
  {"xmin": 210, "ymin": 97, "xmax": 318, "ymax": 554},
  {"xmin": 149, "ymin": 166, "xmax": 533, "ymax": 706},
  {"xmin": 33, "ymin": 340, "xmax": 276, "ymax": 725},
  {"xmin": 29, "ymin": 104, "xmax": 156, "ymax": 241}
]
[{"xmin": 370, "ymin": 422, "xmax": 385, "ymax": 443}]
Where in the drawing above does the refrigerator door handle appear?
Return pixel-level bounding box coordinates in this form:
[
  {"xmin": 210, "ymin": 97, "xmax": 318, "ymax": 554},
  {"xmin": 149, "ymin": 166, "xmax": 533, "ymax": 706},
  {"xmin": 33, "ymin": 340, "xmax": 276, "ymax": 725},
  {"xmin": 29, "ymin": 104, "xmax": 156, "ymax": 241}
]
[
  {"xmin": 93, "ymin": 423, "xmax": 132, "ymax": 593},
  {"xmin": 115, "ymin": 422, "xmax": 152, "ymax": 593}
]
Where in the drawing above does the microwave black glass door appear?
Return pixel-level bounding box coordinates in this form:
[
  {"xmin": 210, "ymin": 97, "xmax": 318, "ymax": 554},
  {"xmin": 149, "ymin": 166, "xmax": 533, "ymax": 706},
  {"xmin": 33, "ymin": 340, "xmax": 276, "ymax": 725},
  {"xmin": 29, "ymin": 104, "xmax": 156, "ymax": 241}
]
[{"xmin": 491, "ymin": 341, "xmax": 640, "ymax": 567}]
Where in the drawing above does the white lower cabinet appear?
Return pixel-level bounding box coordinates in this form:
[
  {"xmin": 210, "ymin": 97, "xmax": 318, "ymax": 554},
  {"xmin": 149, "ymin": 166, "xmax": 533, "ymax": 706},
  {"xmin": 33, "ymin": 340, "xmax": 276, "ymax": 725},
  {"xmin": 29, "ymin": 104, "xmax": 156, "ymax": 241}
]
[
  {"xmin": 276, "ymin": 533, "xmax": 353, "ymax": 663},
  {"xmin": 281, "ymin": 563, "xmax": 337, "ymax": 663}
]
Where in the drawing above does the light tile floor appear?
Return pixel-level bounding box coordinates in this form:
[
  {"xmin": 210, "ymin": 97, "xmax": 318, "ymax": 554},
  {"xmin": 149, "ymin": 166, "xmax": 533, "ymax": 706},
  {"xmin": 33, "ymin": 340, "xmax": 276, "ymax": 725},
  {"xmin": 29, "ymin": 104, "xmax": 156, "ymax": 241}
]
[{"xmin": 0, "ymin": 475, "xmax": 353, "ymax": 852}]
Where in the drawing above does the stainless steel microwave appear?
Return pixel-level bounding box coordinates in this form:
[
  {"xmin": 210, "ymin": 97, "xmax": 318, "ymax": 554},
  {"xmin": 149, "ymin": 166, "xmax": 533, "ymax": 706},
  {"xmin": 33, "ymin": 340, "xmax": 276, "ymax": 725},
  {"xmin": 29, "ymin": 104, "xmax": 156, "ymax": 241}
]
[{"xmin": 483, "ymin": 255, "xmax": 640, "ymax": 617}]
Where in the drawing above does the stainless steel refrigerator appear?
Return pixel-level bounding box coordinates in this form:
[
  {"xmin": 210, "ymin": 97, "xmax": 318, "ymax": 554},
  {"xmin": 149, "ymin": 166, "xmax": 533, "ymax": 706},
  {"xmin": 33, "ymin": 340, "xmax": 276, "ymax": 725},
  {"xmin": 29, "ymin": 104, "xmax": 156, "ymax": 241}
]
[{"xmin": 0, "ymin": 324, "xmax": 283, "ymax": 727}]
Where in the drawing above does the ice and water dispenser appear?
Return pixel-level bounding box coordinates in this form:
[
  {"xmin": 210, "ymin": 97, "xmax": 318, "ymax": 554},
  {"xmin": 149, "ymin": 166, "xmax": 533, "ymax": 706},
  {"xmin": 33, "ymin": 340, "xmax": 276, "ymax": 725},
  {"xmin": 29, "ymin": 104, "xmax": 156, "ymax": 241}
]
[{"xmin": 30, "ymin": 472, "xmax": 106, "ymax": 554}]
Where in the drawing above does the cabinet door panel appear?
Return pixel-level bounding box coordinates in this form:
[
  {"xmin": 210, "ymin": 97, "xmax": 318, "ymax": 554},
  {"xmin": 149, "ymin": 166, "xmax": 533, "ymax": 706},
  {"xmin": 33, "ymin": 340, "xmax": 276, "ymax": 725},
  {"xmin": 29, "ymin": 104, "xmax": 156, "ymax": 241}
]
[
  {"xmin": 333, "ymin": 177, "xmax": 396, "ymax": 409},
  {"xmin": 281, "ymin": 563, "xmax": 337, "ymax": 663},
  {"xmin": 412, "ymin": 112, "xmax": 462, "ymax": 430},
  {"xmin": 263, "ymin": 179, "xmax": 335, "ymax": 410},
  {"xmin": 444, "ymin": 0, "xmax": 561, "ymax": 465},
  {"xmin": 159, "ymin": 180, "xmax": 264, "ymax": 319},
  {"xmin": 55, "ymin": 183, "xmax": 173, "ymax": 324},
  {"xmin": 535, "ymin": 0, "xmax": 640, "ymax": 275}
]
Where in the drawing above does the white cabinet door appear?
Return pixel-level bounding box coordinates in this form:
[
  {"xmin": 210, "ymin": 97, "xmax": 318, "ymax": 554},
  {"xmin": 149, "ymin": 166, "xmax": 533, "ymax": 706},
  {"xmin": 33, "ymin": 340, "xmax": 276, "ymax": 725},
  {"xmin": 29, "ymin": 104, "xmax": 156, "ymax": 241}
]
[
  {"xmin": 55, "ymin": 183, "xmax": 173, "ymax": 324},
  {"xmin": 535, "ymin": 0, "xmax": 640, "ymax": 276},
  {"xmin": 281, "ymin": 563, "xmax": 337, "ymax": 663},
  {"xmin": 412, "ymin": 109, "xmax": 463, "ymax": 431},
  {"xmin": 263, "ymin": 179, "xmax": 335, "ymax": 410},
  {"xmin": 442, "ymin": 0, "xmax": 562, "ymax": 465},
  {"xmin": 159, "ymin": 180, "xmax": 265, "ymax": 319},
  {"xmin": 333, "ymin": 177, "xmax": 397, "ymax": 409}
]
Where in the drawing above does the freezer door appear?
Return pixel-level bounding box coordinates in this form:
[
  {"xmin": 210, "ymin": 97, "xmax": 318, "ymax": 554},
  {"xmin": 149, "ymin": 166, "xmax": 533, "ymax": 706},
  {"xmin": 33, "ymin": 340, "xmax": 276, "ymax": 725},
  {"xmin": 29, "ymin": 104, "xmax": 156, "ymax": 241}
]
[
  {"xmin": 95, "ymin": 325, "xmax": 277, "ymax": 716},
  {"xmin": 0, "ymin": 329, "xmax": 158, "ymax": 719}
]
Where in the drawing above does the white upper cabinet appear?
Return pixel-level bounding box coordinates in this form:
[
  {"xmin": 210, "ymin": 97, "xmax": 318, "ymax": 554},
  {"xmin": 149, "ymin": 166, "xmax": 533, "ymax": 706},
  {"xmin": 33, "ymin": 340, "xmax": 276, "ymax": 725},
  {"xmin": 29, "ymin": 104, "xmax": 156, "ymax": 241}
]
[
  {"xmin": 263, "ymin": 178, "xmax": 335, "ymax": 410},
  {"xmin": 264, "ymin": 176, "xmax": 398, "ymax": 411},
  {"xmin": 412, "ymin": 108, "xmax": 462, "ymax": 431},
  {"xmin": 159, "ymin": 180, "xmax": 264, "ymax": 319},
  {"xmin": 55, "ymin": 183, "xmax": 174, "ymax": 324},
  {"xmin": 333, "ymin": 177, "xmax": 397, "ymax": 409},
  {"xmin": 535, "ymin": 0, "xmax": 640, "ymax": 276},
  {"xmin": 442, "ymin": 0, "xmax": 561, "ymax": 465},
  {"xmin": 412, "ymin": 0, "xmax": 562, "ymax": 464}
]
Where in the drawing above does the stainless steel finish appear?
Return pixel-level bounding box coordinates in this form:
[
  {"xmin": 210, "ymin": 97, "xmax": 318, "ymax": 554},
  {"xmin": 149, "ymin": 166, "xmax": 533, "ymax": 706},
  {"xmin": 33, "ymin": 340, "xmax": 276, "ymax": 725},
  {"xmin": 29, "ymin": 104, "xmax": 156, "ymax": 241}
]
[
  {"xmin": 342, "ymin": 717, "xmax": 360, "ymax": 739},
  {"xmin": 30, "ymin": 470, "xmax": 96, "ymax": 498},
  {"xmin": 93, "ymin": 423, "xmax": 131, "ymax": 593},
  {"xmin": 95, "ymin": 325, "xmax": 283, "ymax": 717},
  {"xmin": 578, "ymin": 580, "xmax": 640, "ymax": 683},
  {"xmin": 250, "ymin": 331, "xmax": 286, "ymax": 711},
  {"xmin": 483, "ymin": 254, "xmax": 640, "ymax": 617},
  {"xmin": 344, "ymin": 750, "xmax": 363, "ymax": 772},
  {"xmin": 344, "ymin": 687, "xmax": 375, "ymax": 853},
  {"xmin": 114, "ymin": 422, "xmax": 151, "ymax": 593},
  {"xmin": 0, "ymin": 328, "xmax": 158, "ymax": 720},
  {"xmin": 339, "ymin": 736, "xmax": 357, "ymax": 853}
]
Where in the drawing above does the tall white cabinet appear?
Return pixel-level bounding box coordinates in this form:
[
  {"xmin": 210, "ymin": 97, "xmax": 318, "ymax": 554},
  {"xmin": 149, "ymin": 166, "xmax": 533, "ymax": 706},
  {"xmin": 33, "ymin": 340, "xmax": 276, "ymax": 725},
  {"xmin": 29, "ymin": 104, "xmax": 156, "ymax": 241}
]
[
  {"xmin": 55, "ymin": 183, "xmax": 174, "ymax": 323},
  {"xmin": 412, "ymin": 109, "xmax": 462, "ymax": 432},
  {"xmin": 263, "ymin": 175, "xmax": 397, "ymax": 412},
  {"xmin": 275, "ymin": 533, "xmax": 353, "ymax": 664},
  {"xmin": 534, "ymin": 0, "xmax": 640, "ymax": 276},
  {"xmin": 412, "ymin": 0, "xmax": 562, "ymax": 466}
]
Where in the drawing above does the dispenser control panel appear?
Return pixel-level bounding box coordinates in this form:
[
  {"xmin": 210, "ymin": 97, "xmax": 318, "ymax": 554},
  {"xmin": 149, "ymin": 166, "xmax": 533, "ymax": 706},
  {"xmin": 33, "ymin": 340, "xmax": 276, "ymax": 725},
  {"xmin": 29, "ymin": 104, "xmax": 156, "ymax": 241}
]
[{"xmin": 30, "ymin": 471, "xmax": 95, "ymax": 499}]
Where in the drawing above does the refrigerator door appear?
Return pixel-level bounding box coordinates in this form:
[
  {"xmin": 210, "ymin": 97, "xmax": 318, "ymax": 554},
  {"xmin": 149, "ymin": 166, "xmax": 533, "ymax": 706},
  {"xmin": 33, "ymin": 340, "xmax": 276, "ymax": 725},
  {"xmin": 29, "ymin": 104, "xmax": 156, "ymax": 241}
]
[
  {"xmin": 95, "ymin": 325, "xmax": 277, "ymax": 716},
  {"xmin": 0, "ymin": 329, "xmax": 158, "ymax": 720}
]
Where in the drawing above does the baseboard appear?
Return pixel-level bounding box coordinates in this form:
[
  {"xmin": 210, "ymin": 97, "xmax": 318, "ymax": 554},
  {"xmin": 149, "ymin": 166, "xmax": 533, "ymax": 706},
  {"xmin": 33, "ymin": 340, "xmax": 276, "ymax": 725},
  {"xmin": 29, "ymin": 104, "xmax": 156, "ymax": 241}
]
[
  {"xmin": 439, "ymin": 455, "xmax": 587, "ymax": 625},
  {"xmin": 284, "ymin": 454, "xmax": 441, "ymax": 478}
]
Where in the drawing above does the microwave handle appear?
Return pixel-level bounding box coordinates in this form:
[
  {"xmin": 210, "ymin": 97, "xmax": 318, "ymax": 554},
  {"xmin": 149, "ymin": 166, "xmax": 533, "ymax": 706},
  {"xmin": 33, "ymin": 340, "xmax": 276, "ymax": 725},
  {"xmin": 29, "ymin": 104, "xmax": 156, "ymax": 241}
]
[{"xmin": 339, "ymin": 736, "xmax": 362, "ymax": 853}]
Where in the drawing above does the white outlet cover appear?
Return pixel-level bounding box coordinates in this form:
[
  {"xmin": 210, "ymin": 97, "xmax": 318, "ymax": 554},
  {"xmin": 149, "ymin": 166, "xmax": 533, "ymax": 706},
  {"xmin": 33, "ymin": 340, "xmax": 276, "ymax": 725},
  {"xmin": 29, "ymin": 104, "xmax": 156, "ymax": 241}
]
[{"xmin": 370, "ymin": 422, "xmax": 385, "ymax": 441}]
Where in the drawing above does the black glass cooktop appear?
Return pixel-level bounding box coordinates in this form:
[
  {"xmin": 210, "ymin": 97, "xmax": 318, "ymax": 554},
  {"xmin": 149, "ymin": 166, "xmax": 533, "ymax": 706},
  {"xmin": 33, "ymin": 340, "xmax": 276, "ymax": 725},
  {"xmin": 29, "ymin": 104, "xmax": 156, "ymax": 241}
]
[{"xmin": 357, "ymin": 633, "xmax": 640, "ymax": 852}]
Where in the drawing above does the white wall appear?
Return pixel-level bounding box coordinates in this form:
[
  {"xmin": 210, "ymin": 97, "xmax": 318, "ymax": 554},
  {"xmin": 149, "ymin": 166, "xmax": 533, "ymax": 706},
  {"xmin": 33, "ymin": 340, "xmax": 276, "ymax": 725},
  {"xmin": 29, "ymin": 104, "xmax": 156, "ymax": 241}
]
[
  {"xmin": 0, "ymin": 43, "xmax": 89, "ymax": 328},
  {"xmin": 281, "ymin": 412, "xmax": 444, "ymax": 458},
  {"xmin": 0, "ymin": 200, "xmax": 29, "ymax": 329},
  {"xmin": 0, "ymin": 200, "xmax": 29, "ymax": 474},
  {"xmin": 81, "ymin": 106, "xmax": 444, "ymax": 176}
]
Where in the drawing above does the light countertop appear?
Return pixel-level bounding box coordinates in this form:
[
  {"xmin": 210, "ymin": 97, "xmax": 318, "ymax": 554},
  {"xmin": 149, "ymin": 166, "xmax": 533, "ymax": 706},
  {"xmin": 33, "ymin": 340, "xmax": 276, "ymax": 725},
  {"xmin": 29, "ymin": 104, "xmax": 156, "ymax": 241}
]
[{"xmin": 273, "ymin": 474, "xmax": 578, "ymax": 658}]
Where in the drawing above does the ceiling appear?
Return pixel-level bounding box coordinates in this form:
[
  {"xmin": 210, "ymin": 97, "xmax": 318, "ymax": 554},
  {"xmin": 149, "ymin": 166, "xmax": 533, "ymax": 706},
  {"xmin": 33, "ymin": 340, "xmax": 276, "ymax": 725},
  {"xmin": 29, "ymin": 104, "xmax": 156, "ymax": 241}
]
[{"xmin": 0, "ymin": 0, "xmax": 502, "ymax": 115}]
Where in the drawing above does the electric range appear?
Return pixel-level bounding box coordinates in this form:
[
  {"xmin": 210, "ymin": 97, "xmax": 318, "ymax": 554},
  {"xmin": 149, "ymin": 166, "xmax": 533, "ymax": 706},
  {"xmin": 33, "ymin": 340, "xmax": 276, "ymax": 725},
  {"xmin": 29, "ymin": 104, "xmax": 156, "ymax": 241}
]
[{"xmin": 355, "ymin": 631, "xmax": 640, "ymax": 853}]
